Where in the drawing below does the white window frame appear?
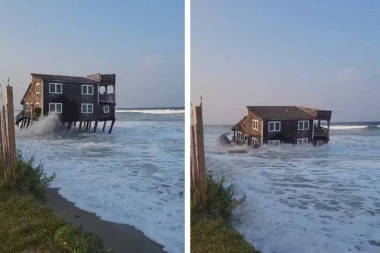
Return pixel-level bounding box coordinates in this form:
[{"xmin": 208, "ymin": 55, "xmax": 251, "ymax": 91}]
[
  {"xmin": 252, "ymin": 119, "xmax": 259, "ymax": 131},
  {"xmin": 252, "ymin": 137, "xmax": 259, "ymax": 147},
  {"xmin": 82, "ymin": 85, "xmax": 94, "ymax": 95},
  {"xmin": 35, "ymin": 102, "xmax": 40, "ymax": 108},
  {"xmin": 237, "ymin": 131, "xmax": 243, "ymax": 141},
  {"xmin": 81, "ymin": 103, "xmax": 93, "ymax": 114},
  {"xmin": 268, "ymin": 140, "xmax": 281, "ymax": 145},
  {"xmin": 268, "ymin": 121, "xmax": 281, "ymax": 132},
  {"xmin": 49, "ymin": 83, "xmax": 62, "ymax": 94},
  {"xmin": 49, "ymin": 103, "xmax": 62, "ymax": 113},
  {"xmin": 103, "ymin": 105, "xmax": 110, "ymax": 113},
  {"xmin": 244, "ymin": 134, "xmax": 248, "ymax": 142},
  {"xmin": 317, "ymin": 140, "xmax": 323, "ymax": 146},
  {"xmin": 298, "ymin": 120, "xmax": 310, "ymax": 131},
  {"xmin": 297, "ymin": 138, "xmax": 309, "ymax": 145},
  {"xmin": 25, "ymin": 102, "xmax": 30, "ymax": 112},
  {"xmin": 35, "ymin": 83, "xmax": 40, "ymax": 94}
]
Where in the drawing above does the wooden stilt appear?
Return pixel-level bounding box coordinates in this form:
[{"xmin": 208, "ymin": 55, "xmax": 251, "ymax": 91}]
[
  {"xmin": 74, "ymin": 121, "xmax": 76, "ymax": 129},
  {"xmin": 66, "ymin": 122, "xmax": 72, "ymax": 132},
  {"xmin": 102, "ymin": 121, "xmax": 106, "ymax": 132},
  {"xmin": 27, "ymin": 118, "xmax": 31, "ymax": 127},
  {"xmin": 89, "ymin": 121, "xmax": 92, "ymax": 128},
  {"xmin": 79, "ymin": 121, "xmax": 82, "ymax": 131},
  {"xmin": 85, "ymin": 121, "xmax": 89, "ymax": 132},
  {"xmin": 93, "ymin": 121, "xmax": 98, "ymax": 133},
  {"xmin": 108, "ymin": 119, "xmax": 115, "ymax": 134}
]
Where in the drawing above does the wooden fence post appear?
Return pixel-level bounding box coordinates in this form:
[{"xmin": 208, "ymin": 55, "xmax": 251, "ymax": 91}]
[
  {"xmin": 5, "ymin": 85, "xmax": 17, "ymax": 186},
  {"xmin": 191, "ymin": 104, "xmax": 206, "ymax": 204}
]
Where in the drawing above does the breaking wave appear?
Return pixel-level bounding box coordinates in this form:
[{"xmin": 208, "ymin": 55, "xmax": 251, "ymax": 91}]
[
  {"xmin": 16, "ymin": 114, "xmax": 62, "ymax": 136},
  {"xmin": 116, "ymin": 109, "xmax": 184, "ymax": 114},
  {"xmin": 329, "ymin": 124, "xmax": 380, "ymax": 130}
]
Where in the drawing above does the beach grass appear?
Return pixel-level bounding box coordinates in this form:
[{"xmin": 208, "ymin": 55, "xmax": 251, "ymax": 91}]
[
  {"xmin": 191, "ymin": 173, "xmax": 260, "ymax": 253},
  {"xmin": 0, "ymin": 152, "xmax": 112, "ymax": 253}
]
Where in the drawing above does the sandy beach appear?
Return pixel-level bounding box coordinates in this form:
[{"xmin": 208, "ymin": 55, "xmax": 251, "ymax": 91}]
[{"xmin": 45, "ymin": 188, "xmax": 166, "ymax": 253}]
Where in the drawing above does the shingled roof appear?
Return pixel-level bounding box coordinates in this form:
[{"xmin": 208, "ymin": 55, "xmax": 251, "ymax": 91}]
[
  {"xmin": 31, "ymin": 73, "xmax": 99, "ymax": 84},
  {"xmin": 247, "ymin": 106, "xmax": 314, "ymax": 120}
]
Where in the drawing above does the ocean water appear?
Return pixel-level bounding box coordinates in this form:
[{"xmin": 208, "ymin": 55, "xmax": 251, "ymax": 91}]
[
  {"xmin": 205, "ymin": 122, "xmax": 380, "ymax": 253},
  {"xmin": 16, "ymin": 108, "xmax": 184, "ymax": 253}
]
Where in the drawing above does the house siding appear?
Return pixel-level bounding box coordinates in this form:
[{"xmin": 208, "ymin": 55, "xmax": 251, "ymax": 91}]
[
  {"xmin": 23, "ymin": 77, "xmax": 43, "ymax": 117},
  {"xmin": 263, "ymin": 119, "xmax": 313, "ymax": 144},
  {"xmin": 234, "ymin": 110, "xmax": 263, "ymax": 146},
  {"xmin": 43, "ymin": 81, "xmax": 99, "ymax": 121}
]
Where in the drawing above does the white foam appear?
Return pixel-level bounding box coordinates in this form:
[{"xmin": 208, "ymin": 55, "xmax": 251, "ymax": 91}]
[
  {"xmin": 17, "ymin": 114, "xmax": 61, "ymax": 136},
  {"xmin": 205, "ymin": 126, "xmax": 380, "ymax": 253},
  {"xmin": 17, "ymin": 118, "xmax": 184, "ymax": 253},
  {"xmin": 116, "ymin": 109, "xmax": 184, "ymax": 114},
  {"xmin": 329, "ymin": 125, "xmax": 368, "ymax": 130}
]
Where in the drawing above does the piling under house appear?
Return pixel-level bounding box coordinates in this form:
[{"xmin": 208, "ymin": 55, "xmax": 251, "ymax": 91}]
[
  {"xmin": 232, "ymin": 106, "xmax": 332, "ymax": 147},
  {"xmin": 16, "ymin": 73, "xmax": 116, "ymax": 133}
]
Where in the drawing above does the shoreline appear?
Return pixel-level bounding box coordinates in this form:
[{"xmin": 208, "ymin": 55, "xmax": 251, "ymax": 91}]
[{"xmin": 44, "ymin": 187, "xmax": 166, "ymax": 253}]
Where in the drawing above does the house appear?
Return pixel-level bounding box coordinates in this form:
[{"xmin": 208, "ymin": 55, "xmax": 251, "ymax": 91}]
[
  {"xmin": 16, "ymin": 73, "xmax": 116, "ymax": 133},
  {"xmin": 232, "ymin": 106, "xmax": 332, "ymax": 147}
]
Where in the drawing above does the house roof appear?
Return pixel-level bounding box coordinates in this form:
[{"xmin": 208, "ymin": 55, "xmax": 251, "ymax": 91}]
[
  {"xmin": 232, "ymin": 116, "xmax": 247, "ymax": 130},
  {"xmin": 31, "ymin": 73, "xmax": 99, "ymax": 84},
  {"xmin": 247, "ymin": 106, "xmax": 314, "ymax": 120}
]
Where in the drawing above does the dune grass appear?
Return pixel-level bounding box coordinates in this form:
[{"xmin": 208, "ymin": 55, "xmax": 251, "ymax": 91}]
[
  {"xmin": 0, "ymin": 152, "xmax": 112, "ymax": 253},
  {"xmin": 191, "ymin": 173, "xmax": 260, "ymax": 253}
]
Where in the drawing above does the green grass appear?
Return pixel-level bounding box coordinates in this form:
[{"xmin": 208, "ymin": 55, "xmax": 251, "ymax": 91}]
[
  {"xmin": 191, "ymin": 173, "xmax": 260, "ymax": 253},
  {"xmin": 0, "ymin": 152, "xmax": 112, "ymax": 253}
]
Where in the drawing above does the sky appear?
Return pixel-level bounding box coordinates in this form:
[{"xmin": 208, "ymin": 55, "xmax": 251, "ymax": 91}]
[
  {"xmin": 0, "ymin": 0, "xmax": 184, "ymax": 109},
  {"xmin": 191, "ymin": 0, "xmax": 380, "ymax": 124}
]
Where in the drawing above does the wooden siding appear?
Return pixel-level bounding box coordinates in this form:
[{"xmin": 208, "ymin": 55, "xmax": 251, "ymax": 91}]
[
  {"xmin": 23, "ymin": 77, "xmax": 43, "ymax": 118},
  {"xmin": 43, "ymin": 81, "xmax": 99, "ymax": 121},
  {"xmin": 234, "ymin": 110, "xmax": 263, "ymax": 146},
  {"xmin": 263, "ymin": 119, "xmax": 313, "ymax": 144},
  {"xmin": 97, "ymin": 104, "xmax": 116, "ymax": 121}
]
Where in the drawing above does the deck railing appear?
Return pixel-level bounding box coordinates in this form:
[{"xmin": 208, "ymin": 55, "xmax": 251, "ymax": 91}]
[
  {"xmin": 314, "ymin": 127, "xmax": 329, "ymax": 137},
  {"xmin": 99, "ymin": 93, "xmax": 114, "ymax": 103}
]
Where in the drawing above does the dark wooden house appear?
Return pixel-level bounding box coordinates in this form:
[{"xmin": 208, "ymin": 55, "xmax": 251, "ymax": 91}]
[
  {"xmin": 232, "ymin": 106, "xmax": 332, "ymax": 147},
  {"xmin": 16, "ymin": 73, "xmax": 116, "ymax": 133}
]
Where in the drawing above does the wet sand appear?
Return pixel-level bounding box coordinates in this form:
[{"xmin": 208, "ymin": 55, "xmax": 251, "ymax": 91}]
[{"xmin": 45, "ymin": 188, "xmax": 166, "ymax": 253}]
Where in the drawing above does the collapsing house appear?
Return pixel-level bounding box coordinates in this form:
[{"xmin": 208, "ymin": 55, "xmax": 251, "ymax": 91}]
[
  {"xmin": 16, "ymin": 73, "xmax": 116, "ymax": 133},
  {"xmin": 232, "ymin": 106, "xmax": 332, "ymax": 147}
]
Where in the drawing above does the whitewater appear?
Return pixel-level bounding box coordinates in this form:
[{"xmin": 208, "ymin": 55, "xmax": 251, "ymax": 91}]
[
  {"xmin": 205, "ymin": 123, "xmax": 380, "ymax": 253},
  {"xmin": 16, "ymin": 108, "xmax": 184, "ymax": 253}
]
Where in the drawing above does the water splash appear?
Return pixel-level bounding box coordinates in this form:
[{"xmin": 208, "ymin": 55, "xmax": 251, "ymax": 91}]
[{"xmin": 17, "ymin": 114, "xmax": 62, "ymax": 136}]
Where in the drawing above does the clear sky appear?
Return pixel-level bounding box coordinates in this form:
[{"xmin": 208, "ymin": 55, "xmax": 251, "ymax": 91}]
[
  {"xmin": 192, "ymin": 0, "xmax": 380, "ymax": 124},
  {"xmin": 0, "ymin": 0, "xmax": 184, "ymax": 109}
]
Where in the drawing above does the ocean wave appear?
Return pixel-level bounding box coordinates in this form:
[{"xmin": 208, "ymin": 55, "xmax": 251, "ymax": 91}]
[
  {"xmin": 329, "ymin": 125, "xmax": 380, "ymax": 130},
  {"xmin": 116, "ymin": 109, "xmax": 184, "ymax": 114}
]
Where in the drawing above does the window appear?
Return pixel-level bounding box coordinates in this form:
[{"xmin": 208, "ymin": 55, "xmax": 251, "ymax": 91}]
[
  {"xmin": 297, "ymin": 138, "xmax": 309, "ymax": 145},
  {"xmin": 49, "ymin": 83, "xmax": 62, "ymax": 94},
  {"xmin": 244, "ymin": 134, "xmax": 248, "ymax": 142},
  {"xmin": 82, "ymin": 85, "xmax": 94, "ymax": 95},
  {"xmin": 81, "ymin": 103, "xmax": 93, "ymax": 114},
  {"xmin": 103, "ymin": 105, "xmax": 110, "ymax": 113},
  {"xmin": 237, "ymin": 131, "xmax": 243, "ymax": 141},
  {"xmin": 252, "ymin": 137, "xmax": 259, "ymax": 147},
  {"xmin": 298, "ymin": 120, "xmax": 309, "ymax": 130},
  {"xmin": 268, "ymin": 140, "xmax": 280, "ymax": 145},
  {"xmin": 25, "ymin": 102, "xmax": 30, "ymax": 112},
  {"xmin": 268, "ymin": 121, "xmax": 281, "ymax": 132},
  {"xmin": 35, "ymin": 102, "xmax": 40, "ymax": 108},
  {"xmin": 317, "ymin": 140, "xmax": 323, "ymax": 146},
  {"xmin": 49, "ymin": 103, "xmax": 62, "ymax": 113},
  {"xmin": 252, "ymin": 119, "xmax": 259, "ymax": 131},
  {"xmin": 35, "ymin": 83, "xmax": 40, "ymax": 94}
]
